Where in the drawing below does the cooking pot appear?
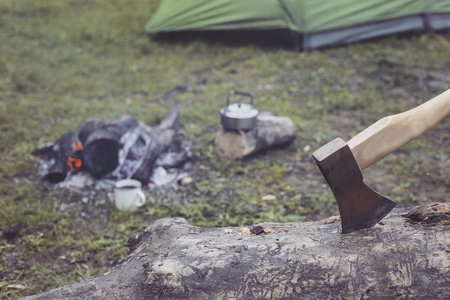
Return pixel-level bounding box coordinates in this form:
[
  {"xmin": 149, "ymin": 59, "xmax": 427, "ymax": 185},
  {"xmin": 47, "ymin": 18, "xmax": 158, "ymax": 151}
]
[{"xmin": 220, "ymin": 90, "xmax": 258, "ymax": 130}]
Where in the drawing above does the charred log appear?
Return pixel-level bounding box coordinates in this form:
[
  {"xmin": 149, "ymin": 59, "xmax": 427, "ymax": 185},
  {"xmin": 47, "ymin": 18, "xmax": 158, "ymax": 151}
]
[
  {"xmin": 32, "ymin": 107, "xmax": 187, "ymax": 184},
  {"xmin": 76, "ymin": 116, "xmax": 139, "ymax": 144},
  {"xmin": 130, "ymin": 130, "xmax": 175, "ymax": 184},
  {"xmin": 31, "ymin": 133, "xmax": 76, "ymax": 182},
  {"xmin": 81, "ymin": 138, "xmax": 120, "ymax": 178},
  {"xmin": 156, "ymin": 106, "xmax": 180, "ymax": 131},
  {"xmin": 76, "ymin": 116, "xmax": 139, "ymax": 178}
]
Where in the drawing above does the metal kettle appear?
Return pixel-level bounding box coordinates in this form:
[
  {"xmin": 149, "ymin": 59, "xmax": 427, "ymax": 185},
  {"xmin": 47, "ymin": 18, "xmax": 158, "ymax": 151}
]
[{"xmin": 220, "ymin": 91, "xmax": 258, "ymax": 130}]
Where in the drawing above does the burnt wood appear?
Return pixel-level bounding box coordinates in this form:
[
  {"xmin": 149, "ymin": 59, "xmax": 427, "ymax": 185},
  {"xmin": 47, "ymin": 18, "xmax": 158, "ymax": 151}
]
[
  {"xmin": 42, "ymin": 133, "xmax": 75, "ymax": 182},
  {"xmin": 33, "ymin": 107, "xmax": 183, "ymax": 183}
]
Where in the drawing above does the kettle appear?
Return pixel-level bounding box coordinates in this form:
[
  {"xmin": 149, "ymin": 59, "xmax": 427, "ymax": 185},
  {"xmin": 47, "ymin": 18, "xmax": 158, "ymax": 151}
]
[{"xmin": 220, "ymin": 91, "xmax": 259, "ymax": 130}]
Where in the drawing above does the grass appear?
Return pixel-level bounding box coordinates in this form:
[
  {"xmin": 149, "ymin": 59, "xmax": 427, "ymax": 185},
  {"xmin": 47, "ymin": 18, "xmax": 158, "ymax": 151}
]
[{"xmin": 1, "ymin": 0, "xmax": 450, "ymax": 298}]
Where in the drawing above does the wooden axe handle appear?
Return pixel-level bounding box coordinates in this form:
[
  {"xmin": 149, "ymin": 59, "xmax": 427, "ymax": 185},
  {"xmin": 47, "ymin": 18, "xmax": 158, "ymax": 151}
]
[{"xmin": 348, "ymin": 89, "xmax": 450, "ymax": 170}]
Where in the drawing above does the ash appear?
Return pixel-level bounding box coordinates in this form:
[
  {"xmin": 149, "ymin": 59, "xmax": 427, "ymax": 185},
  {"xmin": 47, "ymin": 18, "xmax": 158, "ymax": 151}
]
[{"xmin": 52, "ymin": 141, "xmax": 192, "ymax": 191}]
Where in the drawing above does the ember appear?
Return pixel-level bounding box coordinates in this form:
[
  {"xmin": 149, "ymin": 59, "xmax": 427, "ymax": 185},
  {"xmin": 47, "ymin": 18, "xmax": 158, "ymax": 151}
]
[
  {"xmin": 33, "ymin": 107, "xmax": 191, "ymax": 188},
  {"xmin": 67, "ymin": 138, "xmax": 83, "ymax": 172}
]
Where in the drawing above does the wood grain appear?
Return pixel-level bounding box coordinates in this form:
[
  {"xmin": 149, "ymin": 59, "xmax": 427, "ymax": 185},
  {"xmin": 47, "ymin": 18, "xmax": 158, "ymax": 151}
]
[{"xmin": 348, "ymin": 88, "xmax": 450, "ymax": 170}]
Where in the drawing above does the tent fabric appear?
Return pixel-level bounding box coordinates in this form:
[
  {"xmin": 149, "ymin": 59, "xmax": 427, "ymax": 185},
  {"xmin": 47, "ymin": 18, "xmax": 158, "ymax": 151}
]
[
  {"xmin": 145, "ymin": 0, "xmax": 289, "ymax": 32},
  {"xmin": 304, "ymin": 15, "xmax": 425, "ymax": 49},
  {"xmin": 144, "ymin": 0, "xmax": 450, "ymax": 49}
]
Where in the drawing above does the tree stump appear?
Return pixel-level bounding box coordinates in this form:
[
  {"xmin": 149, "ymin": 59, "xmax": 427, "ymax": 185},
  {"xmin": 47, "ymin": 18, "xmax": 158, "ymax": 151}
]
[
  {"xmin": 215, "ymin": 112, "xmax": 296, "ymax": 160},
  {"xmin": 19, "ymin": 203, "xmax": 450, "ymax": 300}
]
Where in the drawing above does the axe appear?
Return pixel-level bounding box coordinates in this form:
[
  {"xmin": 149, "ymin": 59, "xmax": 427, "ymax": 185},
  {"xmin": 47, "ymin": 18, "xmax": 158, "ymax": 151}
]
[{"xmin": 312, "ymin": 89, "xmax": 450, "ymax": 233}]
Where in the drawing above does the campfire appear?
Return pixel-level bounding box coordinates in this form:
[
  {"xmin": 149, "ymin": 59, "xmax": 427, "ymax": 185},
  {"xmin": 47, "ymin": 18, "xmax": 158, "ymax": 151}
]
[{"xmin": 32, "ymin": 107, "xmax": 192, "ymax": 189}]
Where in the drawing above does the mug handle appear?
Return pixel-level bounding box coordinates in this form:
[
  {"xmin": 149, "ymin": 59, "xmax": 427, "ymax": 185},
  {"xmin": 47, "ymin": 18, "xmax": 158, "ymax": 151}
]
[{"xmin": 134, "ymin": 191, "xmax": 146, "ymax": 208}]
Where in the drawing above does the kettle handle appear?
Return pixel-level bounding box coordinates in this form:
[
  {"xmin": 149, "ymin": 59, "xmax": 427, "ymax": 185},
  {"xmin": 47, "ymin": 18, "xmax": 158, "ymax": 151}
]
[{"xmin": 226, "ymin": 90, "xmax": 254, "ymax": 107}]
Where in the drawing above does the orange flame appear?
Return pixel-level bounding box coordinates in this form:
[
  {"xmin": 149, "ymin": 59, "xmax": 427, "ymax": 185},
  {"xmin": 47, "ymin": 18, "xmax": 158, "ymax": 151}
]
[
  {"xmin": 67, "ymin": 156, "xmax": 82, "ymax": 172},
  {"xmin": 71, "ymin": 139, "xmax": 83, "ymax": 151},
  {"xmin": 67, "ymin": 138, "xmax": 83, "ymax": 172}
]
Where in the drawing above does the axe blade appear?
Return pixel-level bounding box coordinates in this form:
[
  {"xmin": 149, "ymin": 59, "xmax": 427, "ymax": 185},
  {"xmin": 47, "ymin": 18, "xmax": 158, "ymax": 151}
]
[
  {"xmin": 338, "ymin": 182, "xmax": 396, "ymax": 234},
  {"xmin": 312, "ymin": 138, "xmax": 396, "ymax": 234}
]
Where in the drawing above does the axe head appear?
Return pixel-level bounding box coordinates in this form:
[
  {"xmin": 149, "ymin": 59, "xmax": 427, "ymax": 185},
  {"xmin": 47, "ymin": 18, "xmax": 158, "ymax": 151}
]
[{"xmin": 312, "ymin": 138, "xmax": 396, "ymax": 233}]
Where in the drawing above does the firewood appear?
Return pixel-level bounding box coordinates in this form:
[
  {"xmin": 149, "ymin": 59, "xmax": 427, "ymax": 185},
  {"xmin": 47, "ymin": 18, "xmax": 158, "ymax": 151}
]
[
  {"xmin": 31, "ymin": 133, "xmax": 75, "ymax": 182},
  {"xmin": 32, "ymin": 107, "xmax": 183, "ymax": 183},
  {"xmin": 215, "ymin": 112, "xmax": 296, "ymax": 159}
]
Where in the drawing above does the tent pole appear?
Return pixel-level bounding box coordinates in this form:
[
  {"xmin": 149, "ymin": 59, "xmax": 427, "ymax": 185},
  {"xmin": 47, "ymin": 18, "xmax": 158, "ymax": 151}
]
[
  {"xmin": 290, "ymin": 30, "xmax": 301, "ymax": 52},
  {"xmin": 302, "ymin": 33, "xmax": 311, "ymax": 52},
  {"xmin": 422, "ymin": 13, "xmax": 432, "ymax": 32}
]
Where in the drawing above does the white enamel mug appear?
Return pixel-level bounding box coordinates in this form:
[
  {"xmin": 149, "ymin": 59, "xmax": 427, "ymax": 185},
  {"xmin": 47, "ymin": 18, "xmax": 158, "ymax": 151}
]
[{"xmin": 114, "ymin": 179, "xmax": 146, "ymax": 211}]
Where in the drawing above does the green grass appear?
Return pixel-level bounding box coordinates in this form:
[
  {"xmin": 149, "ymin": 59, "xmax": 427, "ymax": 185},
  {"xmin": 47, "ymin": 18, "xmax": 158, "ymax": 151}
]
[{"xmin": 1, "ymin": 0, "xmax": 450, "ymax": 298}]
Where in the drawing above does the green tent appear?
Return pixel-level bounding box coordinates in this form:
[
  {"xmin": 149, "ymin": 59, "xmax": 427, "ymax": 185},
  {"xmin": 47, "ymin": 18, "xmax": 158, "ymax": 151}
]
[{"xmin": 144, "ymin": 0, "xmax": 450, "ymax": 50}]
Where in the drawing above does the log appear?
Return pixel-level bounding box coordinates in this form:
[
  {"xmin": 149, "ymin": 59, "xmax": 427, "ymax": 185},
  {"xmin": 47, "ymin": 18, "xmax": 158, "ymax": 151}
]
[
  {"xmin": 125, "ymin": 107, "xmax": 179, "ymax": 183},
  {"xmin": 215, "ymin": 112, "xmax": 296, "ymax": 160},
  {"xmin": 19, "ymin": 203, "xmax": 450, "ymax": 300},
  {"xmin": 76, "ymin": 116, "xmax": 139, "ymax": 178},
  {"xmin": 32, "ymin": 133, "xmax": 76, "ymax": 182},
  {"xmin": 32, "ymin": 108, "xmax": 184, "ymax": 183}
]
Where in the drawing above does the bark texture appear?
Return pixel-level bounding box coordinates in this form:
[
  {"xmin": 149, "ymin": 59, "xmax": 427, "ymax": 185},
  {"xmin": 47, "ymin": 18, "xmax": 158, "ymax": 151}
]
[
  {"xmin": 215, "ymin": 112, "xmax": 296, "ymax": 159},
  {"xmin": 20, "ymin": 203, "xmax": 450, "ymax": 300}
]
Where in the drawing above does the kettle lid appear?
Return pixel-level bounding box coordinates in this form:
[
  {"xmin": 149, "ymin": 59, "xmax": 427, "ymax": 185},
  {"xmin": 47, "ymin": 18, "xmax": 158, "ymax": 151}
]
[
  {"xmin": 221, "ymin": 90, "xmax": 258, "ymax": 120},
  {"xmin": 222, "ymin": 102, "xmax": 258, "ymax": 119}
]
